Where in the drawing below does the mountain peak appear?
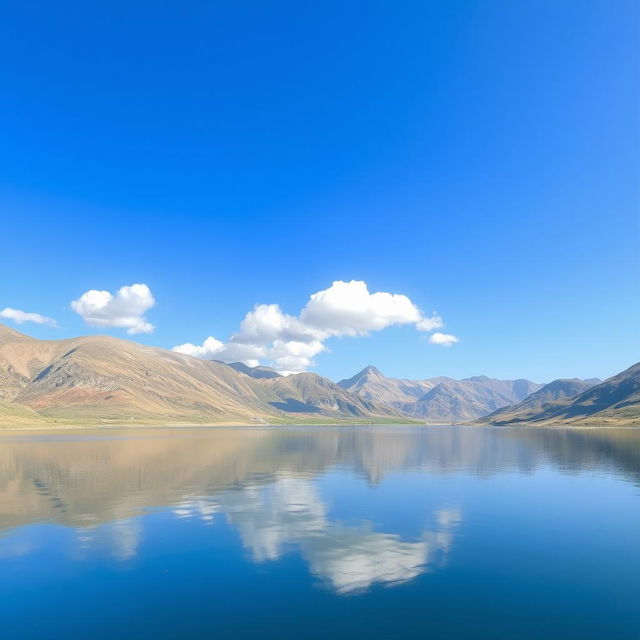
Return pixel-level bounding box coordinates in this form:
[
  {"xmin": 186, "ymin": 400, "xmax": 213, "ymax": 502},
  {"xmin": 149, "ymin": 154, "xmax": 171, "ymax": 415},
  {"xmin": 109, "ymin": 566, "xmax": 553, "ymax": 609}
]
[{"xmin": 337, "ymin": 365, "xmax": 384, "ymax": 390}]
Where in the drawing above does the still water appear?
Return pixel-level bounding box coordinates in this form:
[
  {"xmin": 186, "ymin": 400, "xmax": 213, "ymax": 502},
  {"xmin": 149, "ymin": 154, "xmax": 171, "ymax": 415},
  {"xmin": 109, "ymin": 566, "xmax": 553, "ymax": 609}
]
[{"xmin": 1, "ymin": 425, "xmax": 639, "ymax": 639}]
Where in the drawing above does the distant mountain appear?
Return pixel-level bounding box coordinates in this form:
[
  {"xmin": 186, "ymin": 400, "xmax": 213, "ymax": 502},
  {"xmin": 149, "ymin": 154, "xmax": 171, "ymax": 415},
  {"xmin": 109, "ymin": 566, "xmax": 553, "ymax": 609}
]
[
  {"xmin": 478, "ymin": 378, "xmax": 601, "ymax": 425},
  {"xmin": 0, "ymin": 324, "xmax": 400, "ymax": 426},
  {"xmin": 262, "ymin": 372, "xmax": 395, "ymax": 416},
  {"xmin": 225, "ymin": 361, "xmax": 282, "ymax": 379},
  {"xmin": 337, "ymin": 365, "xmax": 434, "ymax": 405},
  {"xmin": 2, "ymin": 323, "xmax": 629, "ymax": 428},
  {"xmin": 339, "ymin": 366, "xmax": 543, "ymax": 423},
  {"xmin": 478, "ymin": 364, "xmax": 639, "ymax": 426}
]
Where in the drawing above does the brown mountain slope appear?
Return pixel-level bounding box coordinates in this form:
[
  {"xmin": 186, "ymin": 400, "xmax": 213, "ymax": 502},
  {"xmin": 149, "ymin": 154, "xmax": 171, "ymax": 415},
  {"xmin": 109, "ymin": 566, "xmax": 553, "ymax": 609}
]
[
  {"xmin": 477, "ymin": 378, "xmax": 601, "ymax": 425},
  {"xmin": 0, "ymin": 400, "xmax": 52, "ymax": 426},
  {"xmin": 477, "ymin": 364, "xmax": 639, "ymax": 426},
  {"xmin": 262, "ymin": 372, "xmax": 397, "ymax": 416},
  {"xmin": 0, "ymin": 324, "xmax": 400, "ymax": 425}
]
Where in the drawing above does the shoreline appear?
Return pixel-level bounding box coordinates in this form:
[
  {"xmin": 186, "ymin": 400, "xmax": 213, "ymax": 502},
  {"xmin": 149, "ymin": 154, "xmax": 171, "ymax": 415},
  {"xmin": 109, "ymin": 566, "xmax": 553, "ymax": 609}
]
[{"xmin": 0, "ymin": 421, "xmax": 638, "ymax": 433}]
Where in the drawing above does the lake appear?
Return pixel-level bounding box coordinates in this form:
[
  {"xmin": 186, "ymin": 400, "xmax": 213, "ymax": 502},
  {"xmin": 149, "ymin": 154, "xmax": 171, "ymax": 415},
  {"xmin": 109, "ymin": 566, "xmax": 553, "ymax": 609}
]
[{"xmin": 1, "ymin": 425, "xmax": 639, "ymax": 639}]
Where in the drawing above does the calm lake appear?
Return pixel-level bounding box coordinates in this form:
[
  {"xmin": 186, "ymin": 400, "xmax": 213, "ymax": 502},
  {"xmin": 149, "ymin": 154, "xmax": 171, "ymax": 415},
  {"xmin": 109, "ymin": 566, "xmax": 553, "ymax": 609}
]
[{"xmin": 1, "ymin": 425, "xmax": 639, "ymax": 639}]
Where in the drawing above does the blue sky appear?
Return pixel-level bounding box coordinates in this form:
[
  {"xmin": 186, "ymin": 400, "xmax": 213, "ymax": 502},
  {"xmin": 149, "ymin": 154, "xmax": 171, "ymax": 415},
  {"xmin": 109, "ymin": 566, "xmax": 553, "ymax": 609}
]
[{"xmin": 1, "ymin": 1, "xmax": 638, "ymax": 383}]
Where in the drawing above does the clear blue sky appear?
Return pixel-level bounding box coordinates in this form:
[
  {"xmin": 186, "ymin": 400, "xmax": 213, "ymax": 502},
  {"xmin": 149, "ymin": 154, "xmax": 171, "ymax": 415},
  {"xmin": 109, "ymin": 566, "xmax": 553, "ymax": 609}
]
[{"xmin": 1, "ymin": 1, "xmax": 638, "ymax": 383}]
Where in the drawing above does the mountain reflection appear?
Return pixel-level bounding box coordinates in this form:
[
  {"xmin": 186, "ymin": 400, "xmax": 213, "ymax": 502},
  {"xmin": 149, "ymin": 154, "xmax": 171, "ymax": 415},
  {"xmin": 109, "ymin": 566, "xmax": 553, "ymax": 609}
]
[{"xmin": 0, "ymin": 426, "xmax": 638, "ymax": 593}]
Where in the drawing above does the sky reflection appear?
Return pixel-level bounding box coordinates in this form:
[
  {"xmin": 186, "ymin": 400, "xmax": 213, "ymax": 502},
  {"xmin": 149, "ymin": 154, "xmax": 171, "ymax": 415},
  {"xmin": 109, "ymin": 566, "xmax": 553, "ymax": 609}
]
[{"xmin": 0, "ymin": 426, "xmax": 638, "ymax": 596}]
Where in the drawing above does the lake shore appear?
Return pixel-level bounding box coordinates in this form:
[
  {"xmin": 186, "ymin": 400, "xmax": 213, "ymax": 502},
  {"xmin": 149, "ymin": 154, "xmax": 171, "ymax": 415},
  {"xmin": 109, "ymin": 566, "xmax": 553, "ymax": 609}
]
[{"xmin": 1, "ymin": 419, "xmax": 638, "ymax": 432}]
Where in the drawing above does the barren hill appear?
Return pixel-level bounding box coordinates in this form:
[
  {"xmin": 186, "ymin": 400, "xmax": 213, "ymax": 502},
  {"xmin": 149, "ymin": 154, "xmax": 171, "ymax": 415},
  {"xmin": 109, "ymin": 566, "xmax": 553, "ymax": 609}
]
[
  {"xmin": 0, "ymin": 324, "xmax": 400, "ymax": 426},
  {"xmin": 477, "ymin": 366, "xmax": 639, "ymax": 426}
]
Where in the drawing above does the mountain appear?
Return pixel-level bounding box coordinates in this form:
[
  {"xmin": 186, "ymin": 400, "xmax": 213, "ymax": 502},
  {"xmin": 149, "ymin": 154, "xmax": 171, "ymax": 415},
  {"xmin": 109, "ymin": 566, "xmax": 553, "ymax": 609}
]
[
  {"xmin": 0, "ymin": 324, "xmax": 400, "ymax": 426},
  {"xmin": 478, "ymin": 378, "xmax": 601, "ymax": 425},
  {"xmin": 225, "ymin": 361, "xmax": 282, "ymax": 379},
  {"xmin": 339, "ymin": 366, "xmax": 543, "ymax": 423},
  {"xmin": 2, "ymin": 323, "xmax": 631, "ymax": 428},
  {"xmin": 261, "ymin": 372, "xmax": 396, "ymax": 416},
  {"xmin": 478, "ymin": 364, "xmax": 639, "ymax": 426},
  {"xmin": 337, "ymin": 365, "xmax": 433, "ymax": 405}
]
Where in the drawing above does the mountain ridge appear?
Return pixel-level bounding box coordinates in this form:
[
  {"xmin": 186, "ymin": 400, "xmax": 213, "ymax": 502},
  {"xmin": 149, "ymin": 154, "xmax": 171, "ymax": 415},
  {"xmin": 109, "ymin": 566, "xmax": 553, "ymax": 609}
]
[
  {"xmin": 0, "ymin": 324, "xmax": 634, "ymax": 428},
  {"xmin": 0, "ymin": 324, "xmax": 401, "ymax": 426},
  {"xmin": 476, "ymin": 366, "xmax": 639, "ymax": 426},
  {"xmin": 477, "ymin": 378, "xmax": 601, "ymax": 425},
  {"xmin": 339, "ymin": 366, "xmax": 543, "ymax": 423}
]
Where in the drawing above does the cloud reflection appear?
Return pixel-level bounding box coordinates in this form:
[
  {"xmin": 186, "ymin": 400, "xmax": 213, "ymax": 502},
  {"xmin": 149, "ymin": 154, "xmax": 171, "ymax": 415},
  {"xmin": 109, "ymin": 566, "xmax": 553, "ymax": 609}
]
[
  {"xmin": 73, "ymin": 517, "xmax": 142, "ymax": 562},
  {"xmin": 172, "ymin": 499, "xmax": 220, "ymax": 525},
  {"xmin": 214, "ymin": 476, "xmax": 461, "ymax": 593},
  {"xmin": 6, "ymin": 426, "xmax": 633, "ymax": 591},
  {"xmin": 54, "ymin": 476, "xmax": 460, "ymax": 592}
]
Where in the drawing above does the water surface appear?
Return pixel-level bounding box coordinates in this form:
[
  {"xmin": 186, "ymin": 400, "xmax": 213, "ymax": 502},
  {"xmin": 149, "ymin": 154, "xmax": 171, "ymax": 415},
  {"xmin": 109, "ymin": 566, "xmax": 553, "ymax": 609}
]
[{"xmin": 1, "ymin": 425, "xmax": 639, "ymax": 639}]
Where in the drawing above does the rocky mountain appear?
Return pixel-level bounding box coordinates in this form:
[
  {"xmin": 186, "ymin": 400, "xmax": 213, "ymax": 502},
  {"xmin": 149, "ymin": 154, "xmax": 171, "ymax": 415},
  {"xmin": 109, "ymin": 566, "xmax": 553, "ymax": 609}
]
[
  {"xmin": 339, "ymin": 366, "xmax": 543, "ymax": 423},
  {"xmin": 0, "ymin": 324, "xmax": 400, "ymax": 426},
  {"xmin": 2, "ymin": 323, "xmax": 632, "ymax": 428},
  {"xmin": 478, "ymin": 378, "xmax": 601, "ymax": 425},
  {"xmin": 478, "ymin": 363, "xmax": 639, "ymax": 426}
]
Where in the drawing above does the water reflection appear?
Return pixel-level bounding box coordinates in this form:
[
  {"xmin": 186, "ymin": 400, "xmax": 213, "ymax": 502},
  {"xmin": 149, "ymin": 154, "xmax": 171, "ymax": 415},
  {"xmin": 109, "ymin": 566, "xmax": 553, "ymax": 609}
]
[
  {"xmin": 210, "ymin": 476, "xmax": 460, "ymax": 592},
  {"xmin": 72, "ymin": 517, "xmax": 143, "ymax": 561},
  {"xmin": 0, "ymin": 426, "xmax": 638, "ymax": 593}
]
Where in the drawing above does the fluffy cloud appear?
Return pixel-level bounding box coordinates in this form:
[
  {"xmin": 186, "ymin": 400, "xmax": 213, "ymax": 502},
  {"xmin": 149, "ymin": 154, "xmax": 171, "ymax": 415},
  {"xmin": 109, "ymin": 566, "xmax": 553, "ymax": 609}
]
[
  {"xmin": 0, "ymin": 307, "xmax": 57, "ymax": 326},
  {"xmin": 300, "ymin": 280, "xmax": 422, "ymax": 336},
  {"xmin": 173, "ymin": 337, "xmax": 265, "ymax": 367},
  {"xmin": 71, "ymin": 283, "xmax": 156, "ymax": 334},
  {"xmin": 268, "ymin": 339, "xmax": 326, "ymax": 374},
  {"xmin": 428, "ymin": 332, "xmax": 459, "ymax": 347},
  {"xmin": 174, "ymin": 280, "xmax": 456, "ymax": 372},
  {"xmin": 173, "ymin": 336, "xmax": 225, "ymax": 359}
]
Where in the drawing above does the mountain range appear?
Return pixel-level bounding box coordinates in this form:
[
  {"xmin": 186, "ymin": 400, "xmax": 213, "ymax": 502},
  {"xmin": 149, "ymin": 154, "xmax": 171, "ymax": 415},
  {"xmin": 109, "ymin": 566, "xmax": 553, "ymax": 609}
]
[
  {"xmin": 0, "ymin": 323, "xmax": 399, "ymax": 426},
  {"xmin": 338, "ymin": 366, "xmax": 544, "ymax": 422},
  {"xmin": 0, "ymin": 323, "xmax": 637, "ymax": 427},
  {"xmin": 477, "ymin": 364, "xmax": 640, "ymax": 426}
]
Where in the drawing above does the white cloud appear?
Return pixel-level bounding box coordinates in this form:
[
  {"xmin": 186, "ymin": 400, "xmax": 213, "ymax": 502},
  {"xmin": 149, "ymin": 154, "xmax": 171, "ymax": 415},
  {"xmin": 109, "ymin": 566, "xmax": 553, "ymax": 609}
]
[
  {"xmin": 71, "ymin": 283, "xmax": 156, "ymax": 334},
  {"xmin": 173, "ymin": 336, "xmax": 225, "ymax": 359},
  {"xmin": 300, "ymin": 280, "xmax": 421, "ymax": 336},
  {"xmin": 215, "ymin": 343, "xmax": 266, "ymax": 367},
  {"xmin": 174, "ymin": 280, "xmax": 456, "ymax": 372},
  {"xmin": 416, "ymin": 315, "xmax": 443, "ymax": 332},
  {"xmin": 268, "ymin": 339, "xmax": 326, "ymax": 372},
  {"xmin": 173, "ymin": 337, "xmax": 265, "ymax": 368},
  {"xmin": 0, "ymin": 307, "xmax": 57, "ymax": 326},
  {"xmin": 428, "ymin": 332, "xmax": 459, "ymax": 347}
]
